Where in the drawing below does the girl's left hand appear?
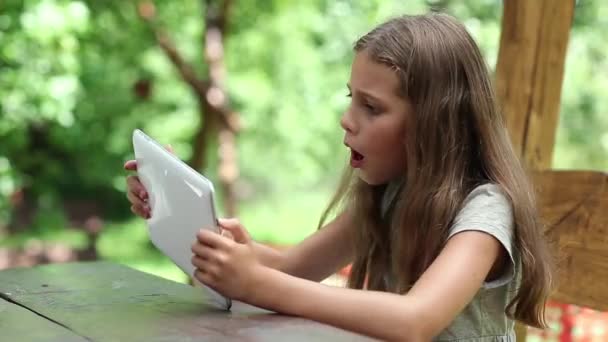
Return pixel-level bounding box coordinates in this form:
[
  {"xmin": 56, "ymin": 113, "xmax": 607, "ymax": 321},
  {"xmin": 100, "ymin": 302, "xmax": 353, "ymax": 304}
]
[{"xmin": 191, "ymin": 218, "xmax": 264, "ymax": 302}]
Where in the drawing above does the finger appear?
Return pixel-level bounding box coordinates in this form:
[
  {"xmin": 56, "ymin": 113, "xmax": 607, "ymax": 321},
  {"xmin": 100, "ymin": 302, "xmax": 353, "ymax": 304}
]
[
  {"xmin": 126, "ymin": 190, "xmax": 147, "ymax": 208},
  {"xmin": 135, "ymin": 203, "xmax": 151, "ymax": 218},
  {"xmin": 191, "ymin": 243, "xmax": 215, "ymax": 260},
  {"xmin": 197, "ymin": 230, "xmax": 232, "ymax": 250},
  {"xmin": 218, "ymin": 218, "xmax": 239, "ymax": 227},
  {"xmin": 127, "ymin": 176, "xmax": 146, "ymax": 199},
  {"xmin": 124, "ymin": 160, "xmax": 138, "ymax": 171},
  {"xmin": 220, "ymin": 229, "xmax": 234, "ymax": 240},
  {"xmin": 192, "ymin": 244, "xmax": 231, "ymax": 273},
  {"xmin": 126, "ymin": 176, "xmax": 148, "ymax": 200},
  {"xmin": 191, "ymin": 255, "xmax": 208, "ymax": 269},
  {"xmin": 165, "ymin": 144, "xmax": 174, "ymax": 154},
  {"xmin": 126, "ymin": 191, "xmax": 150, "ymax": 216},
  {"xmin": 194, "ymin": 269, "xmax": 215, "ymax": 287},
  {"xmin": 131, "ymin": 204, "xmax": 150, "ymax": 218},
  {"xmin": 195, "ymin": 263, "xmax": 220, "ymax": 280},
  {"xmin": 218, "ymin": 218, "xmax": 250, "ymax": 244}
]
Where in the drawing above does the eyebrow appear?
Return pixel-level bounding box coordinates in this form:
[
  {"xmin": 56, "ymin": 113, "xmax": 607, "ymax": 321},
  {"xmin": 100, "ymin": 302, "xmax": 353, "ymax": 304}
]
[{"xmin": 346, "ymin": 83, "xmax": 385, "ymax": 104}]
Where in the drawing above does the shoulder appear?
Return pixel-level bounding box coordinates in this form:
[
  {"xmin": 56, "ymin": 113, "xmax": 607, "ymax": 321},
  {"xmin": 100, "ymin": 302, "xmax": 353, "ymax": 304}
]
[
  {"xmin": 462, "ymin": 183, "xmax": 511, "ymax": 208},
  {"xmin": 454, "ymin": 183, "xmax": 513, "ymax": 228},
  {"xmin": 449, "ymin": 183, "xmax": 514, "ymax": 259},
  {"xmin": 450, "ymin": 183, "xmax": 517, "ymax": 289}
]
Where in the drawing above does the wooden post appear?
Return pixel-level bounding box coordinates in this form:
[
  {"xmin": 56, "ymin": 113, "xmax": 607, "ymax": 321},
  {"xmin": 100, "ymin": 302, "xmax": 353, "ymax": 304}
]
[
  {"xmin": 495, "ymin": 0, "xmax": 575, "ymax": 339},
  {"xmin": 495, "ymin": 0, "xmax": 575, "ymax": 170}
]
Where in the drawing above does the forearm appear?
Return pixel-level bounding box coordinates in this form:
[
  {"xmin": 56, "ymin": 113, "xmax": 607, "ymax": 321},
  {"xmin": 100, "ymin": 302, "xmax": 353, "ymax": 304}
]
[
  {"xmin": 251, "ymin": 242, "xmax": 337, "ymax": 281},
  {"xmin": 249, "ymin": 267, "xmax": 430, "ymax": 341},
  {"xmin": 251, "ymin": 241, "xmax": 285, "ymax": 270}
]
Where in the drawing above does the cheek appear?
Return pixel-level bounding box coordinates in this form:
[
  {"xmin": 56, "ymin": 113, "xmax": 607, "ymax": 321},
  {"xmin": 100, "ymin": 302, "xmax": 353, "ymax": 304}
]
[
  {"xmin": 369, "ymin": 118, "xmax": 405, "ymax": 147},
  {"xmin": 379, "ymin": 124, "xmax": 405, "ymax": 153},
  {"xmin": 385, "ymin": 144, "xmax": 407, "ymax": 171},
  {"xmin": 377, "ymin": 125, "xmax": 407, "ymax": 170}
]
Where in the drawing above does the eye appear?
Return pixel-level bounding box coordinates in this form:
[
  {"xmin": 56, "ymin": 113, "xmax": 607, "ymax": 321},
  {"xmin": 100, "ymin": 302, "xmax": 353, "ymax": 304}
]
[{"xmin": 364, "ymin": 102, "xmax": 378, "ymax": 114}]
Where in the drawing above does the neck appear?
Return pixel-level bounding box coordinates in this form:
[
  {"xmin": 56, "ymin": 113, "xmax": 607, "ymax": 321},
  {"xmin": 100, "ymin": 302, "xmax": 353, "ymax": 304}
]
[{"xmin": 381, "ymin": 178, "xmax": 404, "ymax": 218}]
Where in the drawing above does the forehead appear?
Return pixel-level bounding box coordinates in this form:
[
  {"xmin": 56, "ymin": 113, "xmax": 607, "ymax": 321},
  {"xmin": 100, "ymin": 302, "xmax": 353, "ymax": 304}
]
[{"xmin": 349, "ymin": 51, "xmax": 401, "ymax": 98}]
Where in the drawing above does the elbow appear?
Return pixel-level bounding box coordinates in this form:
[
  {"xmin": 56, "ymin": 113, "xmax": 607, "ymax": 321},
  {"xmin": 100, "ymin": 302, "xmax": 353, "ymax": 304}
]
[
  {"xmin": 412, "ymin": 329, "xmax": 434, "ymax": 342},
  {"xmin": 392, "ymin": 327, "xmax": 432, "ymax": 342},
  {"xmin": 391, "ymin": 310, "xmax": 439, "ymax": 342}
]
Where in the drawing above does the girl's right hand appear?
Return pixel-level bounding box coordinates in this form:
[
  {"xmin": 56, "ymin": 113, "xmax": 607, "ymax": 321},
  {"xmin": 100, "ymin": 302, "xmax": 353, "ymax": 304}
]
[{"xmin": 124, "ymin": 160, "xmax": 150, "ymax": 219}]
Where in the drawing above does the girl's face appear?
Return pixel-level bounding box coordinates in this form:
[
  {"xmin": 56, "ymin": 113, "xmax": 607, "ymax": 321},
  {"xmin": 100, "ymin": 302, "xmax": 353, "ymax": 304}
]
[{"xmin": 341, "ymin": 51, "xmax": 411, "ymax": 185}]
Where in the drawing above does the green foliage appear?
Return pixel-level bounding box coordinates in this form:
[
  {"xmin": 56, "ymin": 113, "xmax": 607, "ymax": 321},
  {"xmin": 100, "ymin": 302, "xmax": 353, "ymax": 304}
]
[{"xmin": 553, "ymin": 0, "xmax": 608, "ymax": 170}]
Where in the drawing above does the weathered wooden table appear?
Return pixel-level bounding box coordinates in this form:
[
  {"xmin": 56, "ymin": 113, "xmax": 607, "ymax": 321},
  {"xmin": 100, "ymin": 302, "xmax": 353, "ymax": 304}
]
[{"xmin": 0, "ymin": 261, "xmax": 373, "ymax": 341}]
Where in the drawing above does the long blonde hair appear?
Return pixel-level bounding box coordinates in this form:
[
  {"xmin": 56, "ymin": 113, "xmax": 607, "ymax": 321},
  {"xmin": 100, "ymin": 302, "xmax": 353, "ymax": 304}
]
[{"xmin": 319, "ymin": 13, "xmax": 552, "ymax": 328}]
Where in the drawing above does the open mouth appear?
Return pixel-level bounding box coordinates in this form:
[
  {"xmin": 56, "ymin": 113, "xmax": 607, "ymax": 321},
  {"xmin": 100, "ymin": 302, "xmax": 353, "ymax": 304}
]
[
  {"xmin": 350, "ymin": 148, "xmax": 365, "ymax": 168},
  {"xmin": 352, "ymin": 149, "xmax": 364, "ymax": 161}
]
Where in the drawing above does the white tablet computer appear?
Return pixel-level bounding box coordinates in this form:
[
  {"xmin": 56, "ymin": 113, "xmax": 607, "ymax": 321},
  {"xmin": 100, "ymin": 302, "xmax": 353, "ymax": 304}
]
[{"xmin": 132, "ymin": 129, "xmax": 231, "ymax": 310}]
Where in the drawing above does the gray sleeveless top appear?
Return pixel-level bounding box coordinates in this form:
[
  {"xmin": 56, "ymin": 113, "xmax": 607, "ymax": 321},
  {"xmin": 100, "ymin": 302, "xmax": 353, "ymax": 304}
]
[{"xmin": 382, "ymin": 182, "xmax": 518, "ymax": 341}]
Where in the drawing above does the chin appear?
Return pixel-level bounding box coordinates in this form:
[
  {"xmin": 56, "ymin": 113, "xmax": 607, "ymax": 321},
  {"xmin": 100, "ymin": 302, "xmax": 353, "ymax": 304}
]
[
  {"xmin": 357, "ymin": 168, "xmax": 403, "ymax": 186},
  {"xmin": 356, "ymin": 171, "xmax": 384, "ymax": 186}
]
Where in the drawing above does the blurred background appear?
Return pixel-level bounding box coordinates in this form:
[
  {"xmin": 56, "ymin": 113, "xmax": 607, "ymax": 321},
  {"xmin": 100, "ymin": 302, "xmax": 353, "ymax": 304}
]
[{"xmin": 1, "ymin": 0, "xmax": 607, "ymax": 340}]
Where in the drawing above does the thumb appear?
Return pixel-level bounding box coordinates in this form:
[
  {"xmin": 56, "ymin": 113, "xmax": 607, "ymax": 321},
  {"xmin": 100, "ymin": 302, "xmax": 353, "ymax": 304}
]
[
  {"xmin": 124, "ymin": 160, "xmax": 137, "ymax": 171},
  {"xmin": 218, "ymin": 218, "xmax": 251, "ymax": 244},
  {"xmin": 165, "ymin": 144, "xmax": 174, "ymax": 154}
]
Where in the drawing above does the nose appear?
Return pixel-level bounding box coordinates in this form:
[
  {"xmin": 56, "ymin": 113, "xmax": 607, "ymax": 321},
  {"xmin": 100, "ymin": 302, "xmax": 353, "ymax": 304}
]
[{"xmin": 340, "ymin": 109, "xmax": 357, "ymax": 134}]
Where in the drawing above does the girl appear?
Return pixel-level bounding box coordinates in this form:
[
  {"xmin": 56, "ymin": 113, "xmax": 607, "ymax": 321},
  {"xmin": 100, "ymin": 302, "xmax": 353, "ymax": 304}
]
[{"xmin": 125, "ymin": 13, "xmax": 553, "ymax": 341}]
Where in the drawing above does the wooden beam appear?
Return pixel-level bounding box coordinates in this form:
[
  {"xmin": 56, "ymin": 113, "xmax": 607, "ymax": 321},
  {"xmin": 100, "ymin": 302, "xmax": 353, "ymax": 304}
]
[
  {"xmin": 534, "ymin": 170, "xmax": 608, "ymax": 311},
  {"xmin": 495, "ymin": 0, "xmax": 575, "ymax": 169}
]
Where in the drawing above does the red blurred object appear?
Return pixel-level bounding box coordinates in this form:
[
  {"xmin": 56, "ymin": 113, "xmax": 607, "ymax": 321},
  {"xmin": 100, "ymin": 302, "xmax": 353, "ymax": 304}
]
[{"xmin": 530, "ymin": 301, "xmax": 608, "ymax": 341}]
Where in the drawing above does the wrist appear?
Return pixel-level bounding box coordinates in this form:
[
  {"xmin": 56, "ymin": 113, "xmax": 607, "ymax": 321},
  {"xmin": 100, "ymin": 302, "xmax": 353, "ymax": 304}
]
[
  {"xmin": 253, "ymin": 241, "xmax": 286, "ymax": 271},
  {"xmin": 246, "ymin": 264, "xmax": 277, "ymax": 306}
]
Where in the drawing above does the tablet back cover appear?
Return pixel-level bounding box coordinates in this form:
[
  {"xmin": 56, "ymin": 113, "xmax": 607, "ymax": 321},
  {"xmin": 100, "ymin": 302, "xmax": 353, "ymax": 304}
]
[{"xmin": 132, "ymin": 129, "xmax": 230, "ymax": 309}]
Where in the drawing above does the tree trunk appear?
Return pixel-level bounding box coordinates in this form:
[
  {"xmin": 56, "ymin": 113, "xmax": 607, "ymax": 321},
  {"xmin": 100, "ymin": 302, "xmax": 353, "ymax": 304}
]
[
  {"xmin": 138, "ymin": 0, "xmax": 240, "ymax": 216},
  {"xmin": 199, "ymin": 0, "xmax": 239, "ymax": 217}
]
